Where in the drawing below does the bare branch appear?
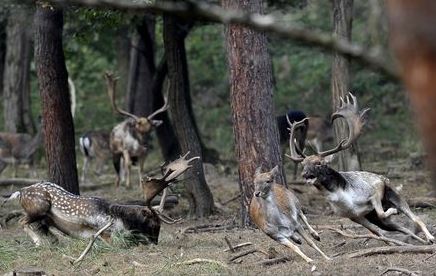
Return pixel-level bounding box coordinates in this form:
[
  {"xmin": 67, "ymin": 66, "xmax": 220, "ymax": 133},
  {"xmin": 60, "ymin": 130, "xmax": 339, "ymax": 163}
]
[
  {"xmin": 223, "ymin": 242, "xmax": 253, "ymax": 252},
  {"xmin": 325, "ymin": 227, "xmax": 411, "ymax": 246},
  {"xmin": 48, "ymin": 0, "xmax": 399, "ymax": 80},
  {"xmin": 175, "ymin": 258, "xmax": 230, "ymax": 269},
  {"xmin": 347, "ymin": 245, "xmax": 436, "ymax": 258},
  {"xmin": 380, "ymin": 267, "xmax": 419, "ymax": 276}
]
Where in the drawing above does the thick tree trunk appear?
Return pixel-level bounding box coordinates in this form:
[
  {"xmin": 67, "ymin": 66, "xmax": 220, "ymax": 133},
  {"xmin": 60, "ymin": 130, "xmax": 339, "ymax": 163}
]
[
  {"xmin": 331, "ymin": 0, "xmax": 360, "ymax": 171},
  {"xmin": 0, "ymin": 16, "xmax": 6, "ymax": 97},
  {"xmin": 163, "ymin": 15, "xmax": 214, "ymax": 218},
  {"xmin": 152, "ymin": 56, "xmax": 180, "ymax": 161},
  {"xmin": 126, "ymin": 15, "xmax": 155, "ymax": 117},
  {"xmin": 222, "ymin": 0, "xmax": 285, "ymax": 226},
  {"xmin": 115, "ymin": 25, "xmax": 130, "ymax": 101},
  {"xmin": 34, "ymin": 6, "xmax": 79, "ymax": 194},
  {"xmin": 386, "ymin": 0, "xmax": 436, "ymax": 191},
  {"xmin": 2, "ymin": 7, "xmax": 34, "ymax": 134}
]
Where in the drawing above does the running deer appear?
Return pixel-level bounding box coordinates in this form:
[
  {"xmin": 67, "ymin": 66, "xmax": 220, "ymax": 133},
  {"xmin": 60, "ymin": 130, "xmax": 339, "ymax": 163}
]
[
  {"xmin": 6, "ymin": 153, "xmax": 198, "ymax": 246},
  {"xmin": 0, "ymin": 122, "xmax": 43, "ymax": 177},
  {"xmin": 287, "ymin": 93, "xmax": 435, "ymax": 244},
  {"xmin": 105, "ymin": 72, "xmax": 168, "ymax": 188},
  {"xmin": 250, "ymin": 166, "xmax": 331, "ymax": 263},
  {"xmin": 79, "ymin": 130, "xmax": 111, "ymax": 183}
]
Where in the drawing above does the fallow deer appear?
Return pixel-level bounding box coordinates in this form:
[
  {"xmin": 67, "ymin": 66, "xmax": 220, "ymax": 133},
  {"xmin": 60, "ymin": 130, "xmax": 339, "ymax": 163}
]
[
  {"xmin": 250, "ymin": 166, "xmax": 331, "ymax": 263},
  {"xmin": 6, "ymin": 153, "xmax": 198, "ymax": 246},
  {"xmin": 0, "ymin": 122, "xmax": 43, "ymax": 177},
  {"xmin": 79, "ymin": 130, "xmax": 111, "ymax": 183},
  {"xmin": 287, "ymin": 93, "xmax": 435, "ymax": 244},
  {"xmin": 105, "ymin": 72, "xmax": 169, "ymax": 188}
]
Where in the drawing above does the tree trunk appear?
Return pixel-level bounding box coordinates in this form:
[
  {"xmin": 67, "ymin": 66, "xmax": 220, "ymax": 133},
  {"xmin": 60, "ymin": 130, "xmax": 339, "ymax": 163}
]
[
  {"xmin": 163, "ymin": 15, "xmax": 214, "ymax": 218},
  {"xmin": 115, "ymin": 25, "xmax": 130, "ymax": 101},
  {"xmin": 34, "ymin": 5, "xmax": 79, "ymax": 195},
  {"xmin": 0, "ymin": 15, "xmax": 6, "ymax": 97},
  {"xmin": 2, "ymin": 7, "xmax": 34, "ymax": 134},
  {"xmin": 386, "ymin": 0, "xmax": 436, "ymax": 191},
  {"xmin": 331, "ymin": 0, "xmax": 360, "ymax": 171},
  {"xmin": 152, "ymin": 56, "xmax": 180, "ymax": 161},
  {"xmin": 222, "ymin": 0, "xmax": 285, "ymax": 226},
  {"xmin": 126, "ymin": 15, "xmax": 155, "ymax": 117}
]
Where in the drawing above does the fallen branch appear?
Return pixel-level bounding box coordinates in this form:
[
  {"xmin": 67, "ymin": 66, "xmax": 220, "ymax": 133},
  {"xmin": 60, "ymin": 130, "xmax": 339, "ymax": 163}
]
[
  {"xmin": 325, "ymin": 227, "xmax": 411, "ymax": 246},
  {"xmin": 347, "ymin": 245, "xmax": 436, "ymax": 258},
  {"xmin": 256, "ymin": 256, "xmax": 291, "ymax": 266},
  {"xmin": 224, "ymin": 236, "xmax": 234, "ymax": 253},
  {"xmin": 229, "ymin": 248, "xmax": 268, "ymax": 263},
  {"xmin": 0, "ymin": 178, "xmax": 41, "ymax": 187},
  {"xmin": 50, "ymin": 0, "xmax": 399, "ymax": 80},
  {"xmin": 223, "ymin": 242, "xmax": 253, "ymax": 252},
  {"xmin": 407, "ymin": 197, "xmax": 436, "ymax": 209},
  {"xmin": 72, "ymin": 218, "xmax": 114, "ymax": 265},
  {"xmin": 175, "ymin": 258, "xmax": 229, "ymax": 269},
  {"xmin": 380, "ymin": 267, "xmax": 419, "ymax": 276},
  {"xmin": 181, "ymin": 223, "xmax": 235, "ymax": 234}
]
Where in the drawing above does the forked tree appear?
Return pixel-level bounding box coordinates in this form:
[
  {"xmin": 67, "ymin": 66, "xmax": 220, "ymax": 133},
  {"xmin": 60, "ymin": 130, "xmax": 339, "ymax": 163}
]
[
  {"xmin": 34, "ymin": 5, "xmax": 79, "ymax": 194},
  {"xmin": 222, "ymin": 0, "xmax": 285, "ymax": 226},
  {"xmin": 331, "ymin": 0, "xmax": 361, "ymax": 171},
  {"xmin": 163, "ymin": 15, "xmax": 214, "ymax": 217}
]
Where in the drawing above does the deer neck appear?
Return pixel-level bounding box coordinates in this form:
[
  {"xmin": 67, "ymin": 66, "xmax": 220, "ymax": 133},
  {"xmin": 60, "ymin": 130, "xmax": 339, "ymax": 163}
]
[
  {"xmin": 317, "ymin": 167, "xmax": 347, "ymax": 192},
  {"xmin": 143, "ymin": 179, "xmax": 169, "ymax": 206}
]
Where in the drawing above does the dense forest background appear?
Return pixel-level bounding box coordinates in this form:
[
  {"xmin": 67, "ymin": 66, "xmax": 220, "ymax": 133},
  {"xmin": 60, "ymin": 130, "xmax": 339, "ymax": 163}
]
[{"xmin": 0, "ymin": 1, "xmax": 418, "ymax": 166}]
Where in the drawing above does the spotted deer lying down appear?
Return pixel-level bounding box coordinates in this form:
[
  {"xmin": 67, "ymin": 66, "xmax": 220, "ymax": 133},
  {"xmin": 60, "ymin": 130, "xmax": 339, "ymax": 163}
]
[
  {"xmin": 287, "ymin": 93, "xmax": 435, "ymax": 244},
  {"xmin": 250, "ymin": 166, "xmax": 331, "ymax": 263},
  {"xmin": 7, "ymin": 153, "xmax": 198, "ymax": 246}
]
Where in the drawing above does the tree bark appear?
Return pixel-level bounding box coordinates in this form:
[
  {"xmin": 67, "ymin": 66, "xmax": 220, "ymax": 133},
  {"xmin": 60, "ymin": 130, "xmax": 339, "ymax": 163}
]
[
  {"xmin": 386, "ymin": 0, "xmax": 436, "ymax": 191},
  {"xmin": 222, "ymin": 0, "xmax": 285, "ymax": 226},
  {"xmin": 115, "ymin": 25, "xmax": 130, "ymax": 101},
  {"xmin": 34, "ymin": 5, "xmax": 79, "ymax": 194},
  {"xmin": 163, "ymin": 15, "xmax": 214, "ymax": 217},
  {"xmin": 331, "ymin": 0, "xmax": 360, "ymax": 171},
  {"xmin": 126, "ymin": 15, "xmax": 155, "ymax": 117},
  {"xmin": 0, "ymin": 15, "xmax": 6, "ymax": 97},
  {"xmin": 2, "ymin": 7, "xmax": 34, "ymax": 134}
]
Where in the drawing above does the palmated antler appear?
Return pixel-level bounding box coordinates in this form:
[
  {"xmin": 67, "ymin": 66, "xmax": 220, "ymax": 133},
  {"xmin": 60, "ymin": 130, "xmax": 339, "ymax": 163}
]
[
  {"xmin": 318, "ymin": 92, "xmax": 370, "ymax": 157},
  {"xmin": 104, "ymin": 71, "xmax": 138, "ymax": 120},
  {"xmin": 163, "ymin": 151, "xmax": 200, "ymax": 182},
  {"xmin": 285, "ymin": 116, "xmax": 308, "ymax": 162}
]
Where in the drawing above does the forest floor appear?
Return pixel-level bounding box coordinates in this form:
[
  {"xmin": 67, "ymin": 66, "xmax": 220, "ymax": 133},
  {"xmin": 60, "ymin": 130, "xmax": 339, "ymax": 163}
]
[{"xmin": 1, "ymin": 155, "xmax": 436, "ymax": 275}]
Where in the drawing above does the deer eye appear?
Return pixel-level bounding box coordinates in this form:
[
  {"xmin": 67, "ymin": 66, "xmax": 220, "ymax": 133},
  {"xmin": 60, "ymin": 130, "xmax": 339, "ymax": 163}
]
[{"xmin": 266, "ymin": 179, "xmax": 272, "ymax": 184}]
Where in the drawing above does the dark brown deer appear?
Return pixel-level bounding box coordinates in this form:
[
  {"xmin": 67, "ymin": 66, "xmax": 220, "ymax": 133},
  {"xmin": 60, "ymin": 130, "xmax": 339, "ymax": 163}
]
[
  {"xmin": 287, "ymin": 93, "xmax": 434, "ymax": 244},
  {"xmin": 79, "ymin": 130, "xmax": 111, "ymax": 183},
  {"xmin": 6, "ymin": 153, "xmax": 198, "ymax": 246},
  {"xmin": 105, "ymin": 72, "xmax": 168, "ymax": 188},
  {"xmin": 250, "ymin": 166, "xmax": 330, "ymax": 263},
  {"xmin": 0, "ymin": 122, "xmax": 43, "ymax": 177}
]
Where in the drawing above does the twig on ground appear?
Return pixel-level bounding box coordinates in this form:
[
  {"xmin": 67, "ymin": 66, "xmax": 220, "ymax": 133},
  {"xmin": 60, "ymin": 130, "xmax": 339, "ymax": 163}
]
[
  {"xmin": 72, "ymin": 218, "xmax": 114, "ymax": 265},
  {"xmin": 380, "ymin": 267, "xmax": 419, "ymax": 276},
  {"xmin": 229, "ymin": 248, "xmax": 268, "ymax": 263},
  {"xmin": 175, "ymin": 258, "xmax": 230, "ymax": 269},
  {"xmin": 221, "ymin": 193, "xmax": 241, "ymax": 205},
  {"xmin": 181, "ymin": 223, "xmax": 235, "ymax": 234},
  {"xmin": 331, "ymin": 240, "xmax": 347, "ymax": 249},
  {"xmin": 347, "ymin": 245, "xmax": 436, "ymax": 258},
  {"xmin": 256, "ymin": 256, "xmax": 291, "ymax": 266},
  {"xmin": 131, "ymin": 261, "xmax": 147, "ymax": 267},
  {"xmin": 423, "ymin": 251, "xmax": 436, "ymax": 262},
  {"xmin": 223, "ymin": 242, "xmax": 253, "ymax": 252},
  {"xmin": 316, "ymin": 224, "xmax": 362, "ymax": 230},
  {"xmin": 325, "ymin": 227, "xmax": 410, "ymax": 246},
  {"xmin": 224, "ymin": 236, "xmax": 235, "ymax": 253}
]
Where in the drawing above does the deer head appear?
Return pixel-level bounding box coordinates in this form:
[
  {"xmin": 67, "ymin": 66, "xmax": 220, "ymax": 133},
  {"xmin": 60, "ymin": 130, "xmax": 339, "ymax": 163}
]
[
  {"xmin": 286, "ymin": 93, "xmax": 370, "ymax": 188},
  {"xmin": 253, "ymin": 165, "xmax": 280, "ymax": 199},
  {"xmin": 104, "ymin": 71, "xmax": 169, "ymax": 134},
  {"xmin": 141, "ymin": 152, "xmax": 200, "ymax": 207}
]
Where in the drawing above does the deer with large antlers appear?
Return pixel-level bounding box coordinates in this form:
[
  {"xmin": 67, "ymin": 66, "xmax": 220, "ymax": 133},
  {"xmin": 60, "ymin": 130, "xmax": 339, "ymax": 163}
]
[
  {"xmin": 287, "ymin": 93, "xmax": 434, "ymax": 244},
  {"xmin": 5, "ymin": 153, "xmax": 197, "ymax": 246},
  {"xmin": 105, "ymin": 72, "xmax": 169, "ymax": 188}
]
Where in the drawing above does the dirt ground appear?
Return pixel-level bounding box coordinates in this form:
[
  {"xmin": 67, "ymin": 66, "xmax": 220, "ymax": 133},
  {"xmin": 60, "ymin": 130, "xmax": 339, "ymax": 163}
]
[{"xmin": 1, "ymin": 157, "xmax": 436, "ymax": 275}]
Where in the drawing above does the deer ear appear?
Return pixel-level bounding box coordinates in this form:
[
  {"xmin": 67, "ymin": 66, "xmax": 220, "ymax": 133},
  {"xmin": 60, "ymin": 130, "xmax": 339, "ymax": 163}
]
[
  {"xmin": 255, "ymin": 166, "xmax": 262, "ymax": 176},
  {"xmin": 324, "ymin": 154, "xmax": 336, "ymax": 164},
  {"xmin": 270, "ymin": 165, "xmax": 279, "ymax": 176}
]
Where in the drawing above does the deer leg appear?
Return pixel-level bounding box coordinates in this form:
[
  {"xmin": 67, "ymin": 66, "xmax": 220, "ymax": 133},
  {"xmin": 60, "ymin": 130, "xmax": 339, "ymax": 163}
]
[
  {"xmin": 277, "ymin": 236, "xmax": 313, "ymax": 263},
  {"xmin": 81, "ymin": 157, "xmax": 89, "ymax": 183},
  {"xmin": 350, "ymin": 217, "xmax": 386, "ymax": 237},
  {"xmin": 122, "ymin": 150, "xmax": 131, "ymax": 188},
  {"xmin": 298, "ymin": 212, "xmax": 320, "ymax": 241},
  {"xmin": 377, "ymin": 218, "xmax": 428, "ymax": 244},
  {"xmin": 296, "ymin": 227, "xmax": 331, "ymax": 261},
  {"xmin": 137, "ymin": 157, "xmax": 145, "ymax": 188},
  {"xmin": 397, "ymin": 205, "xmax": 435, "ymax": 243},
  {"xmin": 371, "ymin": 190, "xmax": 398, "ymax": 219}
]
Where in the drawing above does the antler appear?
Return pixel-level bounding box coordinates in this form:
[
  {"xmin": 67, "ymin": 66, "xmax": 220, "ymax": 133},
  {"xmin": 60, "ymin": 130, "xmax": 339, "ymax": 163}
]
[
  {"xmin": 285, "ymin": 116, "xmax": 308, "ymax": 162},
  {"xmin": 147, "ymin": 96, "xmax": 169, "ymax": 121},
  {"xmin": 104, "ymin": 71, "xmax": 138, "ymax": 120},
  {"xmin": 318, "ymin": 92, "xmax": 370, "ymax": 157},
  {"xmin": 163, "ymin": 151, "xmax": 200, "ymax": 182}
]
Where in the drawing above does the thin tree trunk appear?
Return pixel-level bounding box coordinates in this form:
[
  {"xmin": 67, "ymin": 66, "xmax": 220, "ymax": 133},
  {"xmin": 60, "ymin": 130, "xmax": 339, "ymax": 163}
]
[
  {"xmin": 3, "ymin": 7, "xmax": 34, "ymax": 133},
  {"xmin": 222, "ymin": 0, "xmax": 285, "ymax": 226},
  {"xmin": 0, "ymin": 15, "xmax": 6, "ymax": 97},
  {"xmin": 386, "ymin": 0, "xmax": 436, "ymax": 191},
  {"xmin": 163, "ymin": 15, "xmax": 214, "ymax": 218},
  {"xmin": 126, "ymin": 15, "xmax": 155, "ymax": 117},
  {"xmin": 331, "ymin": 0, "xmax": 360, "ymax": 171},
  {"xmin": 34, "ymin": 5, "xmax": 79, "ymax": 194}
]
